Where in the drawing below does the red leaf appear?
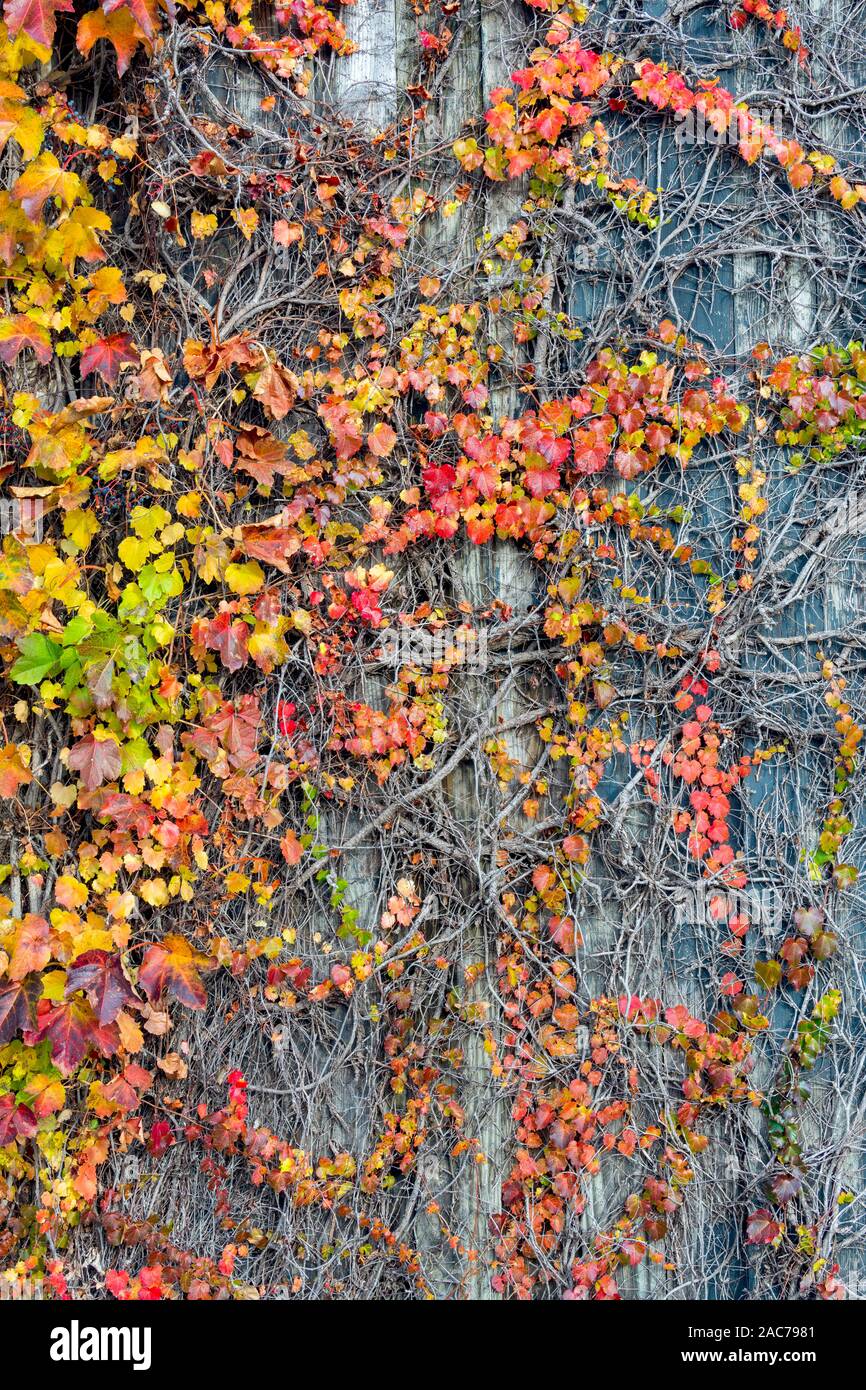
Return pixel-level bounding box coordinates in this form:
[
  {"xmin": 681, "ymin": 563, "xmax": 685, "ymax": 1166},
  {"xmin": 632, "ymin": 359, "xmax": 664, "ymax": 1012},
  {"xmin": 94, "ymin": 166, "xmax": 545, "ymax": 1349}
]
[
  {"xmin": 0, "ymin": 974, "xmax": 41, "ymax": 1043},
  {"xmin": 31, "ymin": 997, "xmax": 118, "ymax": 1075},
  {"xmin": 0, "ymin": 1094, "xmax": 37, "ymax": 1145},
  {"xmin": 768, "ymin": 1172, "xmax": 802, "ymax": 1206},
  {"xmin": 147, "ymin": 1119, "xmax": 175, "ymax": 1156},
  {"xmin": 2, "ymin": 0, "xmax": 73, "ymax": 47},
  {"xmin": 746, "ymin": 1208, "xmax": 782, "ymax": 1245},
  {"xmin": 80, "ymin": 333, "xmax": 138, "ymax": 384},
  {"xmin": 199, "ymin": 609, "xmax": 250, "ymax": 673},
  {"xmin": 68, "ymin": 732, "xmax": 122, "ymax": 791},
  {"xmin": 65, "ymin": 950, "xmax": 137, "ymax": 1025},
  {"xmin": 276, "ymin": 700, "xmax": 297, "ymax": 737},
  {"xmin": 523, "ymin": 460, "xmax": 559, "ymax": 498}
]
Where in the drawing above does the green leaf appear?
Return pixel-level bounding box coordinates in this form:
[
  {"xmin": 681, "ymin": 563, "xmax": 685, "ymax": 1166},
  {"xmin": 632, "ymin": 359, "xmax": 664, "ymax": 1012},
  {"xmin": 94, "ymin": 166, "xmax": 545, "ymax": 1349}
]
[
  {"xmin": 10, "ymin": 633, "xmax": 63, "ymax": 685},
  {"xmin": 755, "ymin": 959, "xmax": 782, "ymax": 991},
  {"xmin": 60, "ymin": 615, "xmax": 93, "ymax": 646}
]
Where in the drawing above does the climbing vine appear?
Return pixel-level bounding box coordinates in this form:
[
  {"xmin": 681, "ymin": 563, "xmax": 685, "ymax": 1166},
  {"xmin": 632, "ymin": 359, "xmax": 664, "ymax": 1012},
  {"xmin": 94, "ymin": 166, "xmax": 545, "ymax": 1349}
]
[{"xmin": 0, "ymin": 0, "xmax": 863, "ymax": 1301}]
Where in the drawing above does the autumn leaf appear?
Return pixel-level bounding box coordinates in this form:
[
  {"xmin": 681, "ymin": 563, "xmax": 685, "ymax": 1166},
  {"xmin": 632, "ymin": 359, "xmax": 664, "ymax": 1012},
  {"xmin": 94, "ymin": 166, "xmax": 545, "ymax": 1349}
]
[
  {"xmin": 238, "ymin": 522, "xmax": 301, "ymax": 574},
  {"xmin": 0, "ymin": 1094, "xmax": 37, "ymax": 1146},
  {"xmin": 754, "ymin": 958, "xmax": 782, "ymax": 991},
  {"xmin": 788, "ymin": 162, "xmax": 813, "ymax": 191},
  {"xmin": 319, "ymin": 397, "xmax": 363, "ymax": 459},
  {"xmin": 21, "ymin": 1072, "xmax": 65, "ymax": 1118},
  {"xmin": 234, "ymin": 426, "xmax": 292, "ymax": 486},
  {"xmin": 80, "ymin": 333, "xmax": 138, "ymax": 383},
  {"xmin": 0, "ymin": 974, "xmax": 41, "ymax": 1043},
  {"xmin": 103, "ymin": 0, "xmax": 162, "ymax": 41},
  {"xmin": 32, "ymin": 997, "xmax": 118, "ymax": 1075},
  {"xmin": 195, "ymin": 609, "xmax": 250, "ymax": 672},
  {"xmin": 232, "ymin": 206, "xmax": 259, "ymax": 240},
  {"xmin": 116, "ymin": 1009, "xmax": 144, "ymax": 1053},
  {"xmin": 0, "ymin": 313, "xmax": 52, "ymax": 365},
  {"xmin": 183, "ymin": 334, "xmax": 259, "ymax": 389},
  {"xmin": 12, "ymin": 151, "xmax": 85, "ymax": 220},
  {"xmin": 225, "ymin": 560, "xmax": 264, "ymax": 596},
  {"xmin": 367, "ymin": 421, "xmax": 397, "ymax": 457},
  {"xmin": 76, "ymin": 7, "xmax": 148, "ymax": 77},
  {"xmin": 273, "ymin": 219, "xmax": 303, "ymax": 248},
  {"xmin": 252, "ymin": 362, "xmax": 297, "ymax": 421},
  {"xmin": 190, "ymin": 210, "xmax": 217, "ymax": 239},
  {"xmin": 138, "ymin": 934, "xmax": 215, "ymax": 1010},
  {"xmin": 46, "ymin": 205, "xmax": 111, "ymax": 267},
  {"xmin": 67, "ymin": 732, "xmax": 122, "ymax": 790},
  {"xmin": 66, "ymin": 950, "xmax": 138, "ymax": 1025},
  {"xmin": 277, "ymin": 700, "xmax": 297, "ymax": 736},
  {"xmin": 8, "ymin": 914, "xmax": 51, "ymax": 981},
  {"xmin": 0, "ymin": 86, "xmax": 44, "ymax": 160},
  {"xmin": 279, "ymin": 828, "xmax": 304, "ymax": 865},
  {"xmin": 768, "ymin": 1171, "xmax": 803, "ymax": 1206},
  {"xmin": 0, "ymin": 741, "xmax": 32, "ymax": 798},
  {"xmin": 532, "ymin": 107, "xmax": 566, "ymax": 143},
  {"xmin": 745, "ymin": 1209, "xmax": 782, "ymax": 1245},
  {"xmin": 137, "ymin": 346, "xmax": 173, "ymax": 402},
  {"xmin": 523, "ymin": 458, "xmax": 560, "ymax": 498},
  {"xmin": 3, "ymin": 0, "xmax": 73, "ymax": 48}
]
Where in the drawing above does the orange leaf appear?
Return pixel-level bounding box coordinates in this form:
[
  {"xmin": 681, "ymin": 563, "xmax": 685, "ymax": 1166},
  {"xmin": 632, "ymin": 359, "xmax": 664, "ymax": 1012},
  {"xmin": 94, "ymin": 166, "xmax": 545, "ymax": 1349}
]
[
  {"xmin": 138, "ymin": 934, "xmax": 215, "ymax": 1010},
  {"xmin": 9, "ymin": 914, "xmax": 51, "ymax": 981},
  {"xmin": 280, "ymin": 829, "xmax": 304, "ymax": 865},
  {"xmin": 76, "ymin": 7, "xmax": 149, "ymax": 77},
  {"xmin": 0, "ymin": 741, "xmax": 32, "ymax": 797}
]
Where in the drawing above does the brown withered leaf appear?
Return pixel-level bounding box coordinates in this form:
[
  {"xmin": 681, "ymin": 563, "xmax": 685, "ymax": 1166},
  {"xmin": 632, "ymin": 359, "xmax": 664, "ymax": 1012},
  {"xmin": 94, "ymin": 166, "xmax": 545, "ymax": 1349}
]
[{"xmin": 252, "ymin": 361, "xmax": 298, "ymax": 421}]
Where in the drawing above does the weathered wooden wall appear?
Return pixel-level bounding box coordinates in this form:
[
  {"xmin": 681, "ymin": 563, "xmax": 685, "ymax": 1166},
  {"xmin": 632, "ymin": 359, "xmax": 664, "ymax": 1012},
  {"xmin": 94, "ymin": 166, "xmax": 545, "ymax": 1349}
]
[{"xmin": 306, "ymin": 0, "xmax": 866, "ymax": 1300}]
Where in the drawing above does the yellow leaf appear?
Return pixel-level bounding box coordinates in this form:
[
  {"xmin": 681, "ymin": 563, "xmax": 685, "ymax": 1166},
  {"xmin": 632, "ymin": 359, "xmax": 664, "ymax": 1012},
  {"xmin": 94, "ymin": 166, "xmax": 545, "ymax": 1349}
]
[
  {"xmin": 40, "ymin": 969, "xmax": 67, "ymax": 1002},
  {"xmin": 225, "ymin": 560, "xmax": 264, "ymax": 595},
  {"xmin": 139, "ymin": 877, "xmax": 169, "ymax": 907},
  {"xmin": 55, "ymin": 874, "xmax": 88, "ymax": 909},
  {"xmin": 191, "ymin": 211, "xmax": 218, "ymax": 239},
  {"xmin": 111, "ymin": 135, "xmax": 137, "ymax": 160},
  {"xmin": 49, "ymin": 781, "xmax": 77, "ymax": 809},
  {"xmin": 118, "ymin": 534, "xmax": 158, "ymax": 571},
  {"xmin": 289, "ymin": 430, "xmax": 317, "ymax": 460},
  {"xmin": 131, "ymin": 503, "xmax": 171, "ymax": 539},
  {"xmin": 63, "ymin": 507, "xmax": 99, "ymax": 553},
  {"xmin": 232, "ymin": 207, "xmax": 259, "ymax": 241},
  {"xmin": 177, "ymin": 491, "xmax": 201, "ymax": 518}
]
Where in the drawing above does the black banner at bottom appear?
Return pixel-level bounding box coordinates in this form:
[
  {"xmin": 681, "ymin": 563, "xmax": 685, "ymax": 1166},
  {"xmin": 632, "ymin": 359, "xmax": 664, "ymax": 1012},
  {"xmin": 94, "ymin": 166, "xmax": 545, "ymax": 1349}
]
[{"xmin": 0, "ymin": 1293, "xmax": 855, "ymax": 1376}]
